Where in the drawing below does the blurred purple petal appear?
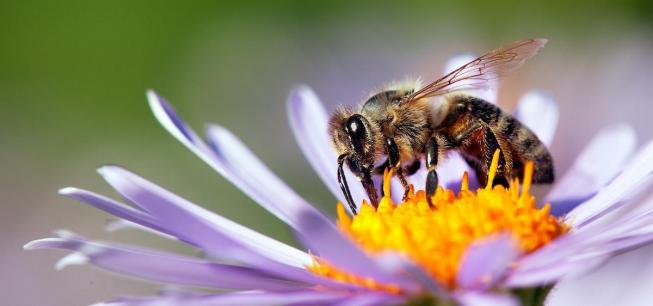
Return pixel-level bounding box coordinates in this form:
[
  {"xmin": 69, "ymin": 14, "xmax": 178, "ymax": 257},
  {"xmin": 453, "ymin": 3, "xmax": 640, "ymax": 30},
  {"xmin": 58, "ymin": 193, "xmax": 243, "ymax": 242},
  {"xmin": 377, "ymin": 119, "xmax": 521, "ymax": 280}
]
[
  {"xmin": 24, "ymin": 234, "xmax": 308, "ymax": 291},
  {"xmin": 287, "ymin": 86, "xmax": 367, "ymax": 212},
  {"xmin": 333, "ymin": 292, "xmax": 404, "ymax": 306},
  {"xmin": 567, "ymin": 139, "xmax": 653, "ymax": 227},
  {"xmin": 514, "ymin": 91, "xmax": 558, "ymax": 147},
  {"xmin": 455, "ymin": 291, "xmax": 518, "ymax": 306},
  {"xmin": 457, "ymin": 234, "xmax": 520, "ymax": 290},
  {"xmin": 546, "ymin": 124, "xmax": 636, "ymax": 216},
  {"xmin": 439, "ymin": 153, "xmax": 477, "ymax": 191},
  {"xmin": 101, "ymin": 290, "xmax": 349, "ymax": 306}
]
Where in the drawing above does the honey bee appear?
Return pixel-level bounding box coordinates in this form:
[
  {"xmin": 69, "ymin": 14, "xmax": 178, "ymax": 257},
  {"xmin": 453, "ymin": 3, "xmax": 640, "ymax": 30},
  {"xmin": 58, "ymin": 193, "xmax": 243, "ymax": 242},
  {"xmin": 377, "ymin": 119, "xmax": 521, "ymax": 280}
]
[{"xmin": 328, "ymin": 39, "xmax": 554, "ymax": 214}]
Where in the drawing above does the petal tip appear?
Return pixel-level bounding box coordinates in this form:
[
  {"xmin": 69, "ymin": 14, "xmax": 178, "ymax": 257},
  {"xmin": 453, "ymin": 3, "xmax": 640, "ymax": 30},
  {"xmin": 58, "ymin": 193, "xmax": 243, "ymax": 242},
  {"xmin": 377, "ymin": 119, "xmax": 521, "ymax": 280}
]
[
  {"xmin": 55, "ymin": 252, "xmax": 89, "ymax": 270},
  {"xmin": 23, "ymin": 239, "xmax": 48, "ymax": 250},
  {"xmin": 58, "ymin": 187, "xmax": 79, "ymax": 196}
]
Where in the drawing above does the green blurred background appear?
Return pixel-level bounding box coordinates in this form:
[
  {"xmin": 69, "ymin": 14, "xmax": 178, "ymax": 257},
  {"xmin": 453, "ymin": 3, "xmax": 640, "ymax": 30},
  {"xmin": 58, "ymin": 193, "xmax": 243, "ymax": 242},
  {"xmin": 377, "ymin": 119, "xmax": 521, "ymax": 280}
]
[{"xmin": 2, "ymin": 1, "xmax": 653, "ymax": 305}]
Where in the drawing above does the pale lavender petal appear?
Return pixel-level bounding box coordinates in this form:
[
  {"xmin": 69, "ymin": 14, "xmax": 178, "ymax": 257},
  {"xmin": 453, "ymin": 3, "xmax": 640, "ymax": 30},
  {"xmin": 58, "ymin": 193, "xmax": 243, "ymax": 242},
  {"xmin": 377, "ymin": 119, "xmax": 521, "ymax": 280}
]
[
  {"xmin": 24, "ymin": 234, "xmax": 307, "ymax": 291},
  {"xmin": 58, "ymin": 186, "xmax": 343, "ymax": 288},
  {"xmin": 455, "ymin": 291, "xmax": 518, "ymax": 306},
  {"xmin": 443, "ymin": 54, "xmax": 498, "ymax": 103},
  {"xmin": 101, "ymin": 291, "xmax": 349, "ymax": 306},
  {"xmin": 205, "ymin": 124, "xmax": 335, "ymax": 228},
  {"xmin": 505, "ymin": 253, "xmax": 610, "ymax": 287},
  {"xmin": 149, "ymin": 90, "xmax": 310, "ymax": 228},
  {"xmin": 98, "ymin": 166, "xmax": 312, "ymax": 267},
  {"xmin": 105, "ymin": 219, "xmax": 178, "ymax": 241},
  {"xmin": 546, "ymin": 124, "xmax": 636, "ymax": 216},
  {"xmin": 514, "ymin": 91, "xmax": 558, "ymax": 147},
  {"xmin": 59, "ymin": 188, "xmax": 171, "ymax": 240},
  {"xmin": 287, "ymin": 86, "xmax": 367, "ymax": 212},
  {"xmin": 506, "ymin": 208, "xmax": 653, "ymax": 286},
  {"xmin": 457, "ymin": 234, "xmax": 520, "ymax": 290},
  {"xmin": 567, "ymin": 138, "xmax": 653, "ymax": 227}
]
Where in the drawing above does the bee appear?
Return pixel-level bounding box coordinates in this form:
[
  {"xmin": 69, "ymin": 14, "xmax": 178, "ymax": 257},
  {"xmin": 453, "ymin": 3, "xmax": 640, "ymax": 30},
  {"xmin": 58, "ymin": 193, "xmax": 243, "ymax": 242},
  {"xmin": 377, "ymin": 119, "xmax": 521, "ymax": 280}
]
[{"xmin": 328, "ymin": 38, "xmax": 554, "ymax": 214}]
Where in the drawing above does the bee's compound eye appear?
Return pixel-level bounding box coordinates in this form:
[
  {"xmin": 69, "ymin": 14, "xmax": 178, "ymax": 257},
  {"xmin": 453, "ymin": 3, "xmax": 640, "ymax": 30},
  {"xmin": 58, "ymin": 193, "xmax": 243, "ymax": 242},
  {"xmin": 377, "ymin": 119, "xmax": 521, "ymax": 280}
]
[
  {"xmin": 346, "ymin": 115, "xmax": 368, "ymax": 152},
  {"xmin": 346, "ymin": 115, "xmax": 367, "ymax": 139}
]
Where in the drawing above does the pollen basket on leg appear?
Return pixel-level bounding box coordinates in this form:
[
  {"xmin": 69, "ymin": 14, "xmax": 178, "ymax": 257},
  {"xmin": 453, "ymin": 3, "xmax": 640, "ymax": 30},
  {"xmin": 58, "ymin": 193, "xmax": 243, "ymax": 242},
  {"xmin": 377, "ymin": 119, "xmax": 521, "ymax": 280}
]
[{"xmin": 309, "ymin": 151, "xmax": 568, "ymax": 290}]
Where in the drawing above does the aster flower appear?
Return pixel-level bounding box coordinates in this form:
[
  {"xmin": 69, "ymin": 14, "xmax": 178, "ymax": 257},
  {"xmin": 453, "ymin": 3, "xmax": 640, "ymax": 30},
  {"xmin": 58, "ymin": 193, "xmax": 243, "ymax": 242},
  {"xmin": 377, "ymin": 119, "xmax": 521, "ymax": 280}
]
[{"xmin": 26, "ymin": 56, "xmax": 653, "ymax": 306}]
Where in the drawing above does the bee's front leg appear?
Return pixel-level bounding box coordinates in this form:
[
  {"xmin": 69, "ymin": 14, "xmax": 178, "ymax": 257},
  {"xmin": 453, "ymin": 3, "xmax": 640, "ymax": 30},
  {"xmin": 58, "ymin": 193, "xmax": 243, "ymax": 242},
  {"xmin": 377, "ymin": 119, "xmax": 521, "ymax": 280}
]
[{"xmin": 385, "ymin": 138, "xmax": 410, "ymax": 200}]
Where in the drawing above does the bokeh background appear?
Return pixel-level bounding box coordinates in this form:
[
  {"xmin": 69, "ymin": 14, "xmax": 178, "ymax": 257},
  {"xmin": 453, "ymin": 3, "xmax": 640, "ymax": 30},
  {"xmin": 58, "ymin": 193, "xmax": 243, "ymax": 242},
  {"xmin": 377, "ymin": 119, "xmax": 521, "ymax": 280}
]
[{"xmin": 2, "ymin": 1, "xmax": 653, "ymax": 305}]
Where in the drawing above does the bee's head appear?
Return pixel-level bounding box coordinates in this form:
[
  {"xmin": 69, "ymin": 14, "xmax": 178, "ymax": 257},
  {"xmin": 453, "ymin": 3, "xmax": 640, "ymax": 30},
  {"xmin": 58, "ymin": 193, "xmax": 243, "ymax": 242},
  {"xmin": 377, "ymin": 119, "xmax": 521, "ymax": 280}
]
[
  {"xmin": 329, "ymin": 107, "xmax": 382, "ymax": 211},
  {"xmin": 328, "ymin": 108, "xmax": 378, "ymax": 176}
]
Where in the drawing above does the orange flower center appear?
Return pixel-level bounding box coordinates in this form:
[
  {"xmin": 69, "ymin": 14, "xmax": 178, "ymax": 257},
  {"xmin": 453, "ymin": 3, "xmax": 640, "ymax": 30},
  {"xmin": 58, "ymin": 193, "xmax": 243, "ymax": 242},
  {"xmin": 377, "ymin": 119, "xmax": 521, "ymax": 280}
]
[{"xmin": 308, "ymin": 151, "xmax": 569, "ymax": 291}]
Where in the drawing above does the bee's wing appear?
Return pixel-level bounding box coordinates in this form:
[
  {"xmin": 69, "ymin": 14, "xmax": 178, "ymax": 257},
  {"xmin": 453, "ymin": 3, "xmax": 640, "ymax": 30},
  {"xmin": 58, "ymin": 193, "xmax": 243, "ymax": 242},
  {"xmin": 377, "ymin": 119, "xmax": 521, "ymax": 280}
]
[{"xmin": 404, "ymin": 38, "xmax": 547, "ymax": 103}]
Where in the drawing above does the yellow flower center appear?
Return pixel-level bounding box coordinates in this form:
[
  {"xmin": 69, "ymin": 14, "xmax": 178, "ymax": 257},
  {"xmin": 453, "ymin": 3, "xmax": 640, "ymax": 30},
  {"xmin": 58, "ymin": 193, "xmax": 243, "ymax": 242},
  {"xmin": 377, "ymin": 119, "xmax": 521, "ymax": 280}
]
[{"xmin": 308, "ymin": 151, "xmax": 569, "ymax": 291}]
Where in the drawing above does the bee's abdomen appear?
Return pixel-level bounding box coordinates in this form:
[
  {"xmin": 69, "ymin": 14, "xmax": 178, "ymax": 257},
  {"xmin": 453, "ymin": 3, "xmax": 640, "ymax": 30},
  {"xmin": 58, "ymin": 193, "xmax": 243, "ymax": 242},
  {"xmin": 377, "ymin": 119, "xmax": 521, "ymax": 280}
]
[
  {"xmin": 498, "ymin": 115, "xmax": 554, "ymax": 183},
  {"xmin": 465, "ymin": 96, "xmax": 503, "ymax": 124}
]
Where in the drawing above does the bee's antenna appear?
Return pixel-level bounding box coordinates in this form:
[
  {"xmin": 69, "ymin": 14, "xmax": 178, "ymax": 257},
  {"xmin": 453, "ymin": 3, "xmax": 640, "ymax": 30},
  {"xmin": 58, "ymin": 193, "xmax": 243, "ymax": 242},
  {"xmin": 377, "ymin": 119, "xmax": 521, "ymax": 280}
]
[{"xmin": 337, "ymin": 154, "xmax": 357, "ymax": 215}]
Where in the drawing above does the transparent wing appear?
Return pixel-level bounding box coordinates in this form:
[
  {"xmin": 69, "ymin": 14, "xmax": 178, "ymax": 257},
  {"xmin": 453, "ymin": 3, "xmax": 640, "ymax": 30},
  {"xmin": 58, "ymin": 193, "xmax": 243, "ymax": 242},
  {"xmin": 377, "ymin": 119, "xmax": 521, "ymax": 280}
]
[{"xmin": 404, "ymin": 38, "xmax": 547, "ymax": 103}]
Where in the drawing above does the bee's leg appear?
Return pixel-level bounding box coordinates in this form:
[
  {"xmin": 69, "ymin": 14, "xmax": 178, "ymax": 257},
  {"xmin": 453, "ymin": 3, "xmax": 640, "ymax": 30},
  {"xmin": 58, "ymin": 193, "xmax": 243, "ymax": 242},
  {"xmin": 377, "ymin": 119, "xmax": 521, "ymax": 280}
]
[
  {"xmin": 385, "ymin": 138, "xmax": 410, "ymax": 200},
  {"xmin": 425, "ymin": 136, "xmax": 439, "ymax": 206},
  {"xmin": 362, "ymin": 169, "xmax": 379, "ymax": 207},
  {"xmin": 478, "ymin": 126, "xmax": 509, "ymax": 187},
  {"xmin": 337, "ymin": 154, "xmax": 357, "ymax": 214}
]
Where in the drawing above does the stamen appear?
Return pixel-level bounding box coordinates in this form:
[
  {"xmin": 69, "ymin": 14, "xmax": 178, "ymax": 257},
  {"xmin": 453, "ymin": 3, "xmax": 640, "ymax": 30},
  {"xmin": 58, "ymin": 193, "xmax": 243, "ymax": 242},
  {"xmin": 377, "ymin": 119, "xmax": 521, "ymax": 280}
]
[
  {"xmin": 461, "ymin": 172, "xmax": 469, "ymax": 191},
  {"xmin": 486, "ymin": 149, "xmax": 501, "ymax": 189}
]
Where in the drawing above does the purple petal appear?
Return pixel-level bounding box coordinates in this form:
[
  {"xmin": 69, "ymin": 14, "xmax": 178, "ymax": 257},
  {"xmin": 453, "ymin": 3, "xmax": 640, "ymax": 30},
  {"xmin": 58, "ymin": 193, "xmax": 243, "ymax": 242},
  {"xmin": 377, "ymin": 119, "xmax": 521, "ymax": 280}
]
[
  {"xmin": 59, "ymin": 188, "xmax": 172, "ymax": 240},
  {"xmin": 455, "ymin": 291, "xmax": 518, "ymax": 306},
  {"xmin": 99, "ymin": 165, "xmax": 311, "ymax": 266},
  {"xmin": 149, "ymin": 90, "xmax": 311, "ymax": 228},
  {"xmin": 148, "ymin": 91, "xmax": 420, "ymax": 289},
  {"xmin": 24, "ymin": 234, "xmax": 308, "ymax": 291},
  {"xmin": 505, "ymin": 252, "xmax": 610, "ymax": 287},
  {"xmin": 546, "ymin": 124, "xmax": 636, "ymax": 216},
  {"xmin": 506, "ymin": 204, "xmax": 653, "ymax": 287},
  {"xmin": 439, "ymin": 153, "xmax": 476, "ymax": 190},
  {"xmin": 294, "ymin": 212, "xmax": 421, "ymax": 291},
  {"xmin": 514, "ymin": 91, "xmax": 558, "ymax": 147},
  {"xmin": 567, "ymin": 138, "xmax": 653, "ymax": 227},
  {"xmin": 58, "ymin": 187, "xmax": 338, "ymax": 287},
  {"xmin": 443, "ymin": 54, "xmax": 498, "ymax": 103},
  {"xmin": 101, "ymin": 290, "xmax": 349, "ymax": 306},
  {"xmin": 287, "ymin": 86, "xmax": 367, "ymax": 212},
  {"xmin": 204, "ymin": 125, "xmax": 335, "ymax": 228},
  {"xmin": 457, "ymin": 234, "xmax": 520, "ymax": 290}
]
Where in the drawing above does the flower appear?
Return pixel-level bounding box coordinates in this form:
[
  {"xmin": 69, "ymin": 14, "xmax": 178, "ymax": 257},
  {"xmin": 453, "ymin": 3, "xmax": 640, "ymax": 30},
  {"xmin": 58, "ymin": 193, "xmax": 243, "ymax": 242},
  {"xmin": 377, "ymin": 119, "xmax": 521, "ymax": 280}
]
[{"xmin": 26, "ymin": 56, "xmax": 653, "ymax": 306}]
